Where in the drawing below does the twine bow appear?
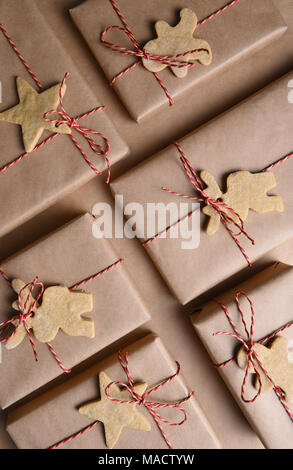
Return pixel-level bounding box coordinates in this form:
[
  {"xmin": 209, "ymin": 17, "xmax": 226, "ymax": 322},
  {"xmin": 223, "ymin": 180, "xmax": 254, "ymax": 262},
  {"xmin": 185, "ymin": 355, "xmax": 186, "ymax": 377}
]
[
  {"xmin": 214, "ymin": 292, "xmax": 293, "ymax": 419},
  {"xmin": 0, "ymin": 277, "xmax": 44, "ymax": 362},
  {"xmin": 100, "ymin": 0, "xmax": 210, "ymax": 105},
  {"xmin": 100, "ymin": 0, "xmax": 240, "ymax": 105},
  {"xmin": 101, "ymin": 23, "xmax": 210, "ymax": 71},
  {"xmin": 161, "ymin": 142, "xmax": 254, "ymax": 266},
  {"xmin": 44, "ymin": 72, "xmax": 111, "ymax": 183},
  {"xmin": 0, "ymin": 276, "xmax": 71, "ymax": 373},
  {"xmin": 0, "ymin": 20, "xmax": 112, "ymax": 183},
  {"xmin": 0, "ymin": 260, "xmax": 123, "ymax": 375},
  {"xmin": 105, "ymin": 351, "xmax": 193, "ymax": 449}
]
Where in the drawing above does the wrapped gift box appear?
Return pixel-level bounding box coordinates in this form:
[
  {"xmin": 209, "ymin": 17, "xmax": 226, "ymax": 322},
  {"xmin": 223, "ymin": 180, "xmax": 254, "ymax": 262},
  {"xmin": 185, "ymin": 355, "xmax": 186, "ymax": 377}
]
[
  {"xmin": 191, "ymin": 262, "xmax": 293, "ymax": 449},
  {"xmin": 7, "ymin": 334, "xmax": 220, "ymax": 449},
  {"xmin": 0, "ymin": 214, "xmax": 149, "ymax": 409},
  {"xmin": 0, "ymin": 0, "xmax": 128, "ymax": 239},
  {"xmin": 111, "ymin": 71, "xmax": 293, "ymax": 305},
  {"xmin": 70, "ymin": 0, "xmax": 286, "ymax": 121}
]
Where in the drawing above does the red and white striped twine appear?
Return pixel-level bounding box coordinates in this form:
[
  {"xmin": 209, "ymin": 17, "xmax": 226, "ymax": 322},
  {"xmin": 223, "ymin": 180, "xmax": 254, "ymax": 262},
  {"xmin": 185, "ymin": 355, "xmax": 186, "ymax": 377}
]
[
  {"xmin": 104, "ymin": 351, "xmax": 193, "ymax": 449},
  {"xmin": 44, "ymin": 72, "xmax": 111, "ymax": 183},
  {"xmin": 262, "ymin": 151, "xmax": 293, "ymax": 173},
  {"xmin": 197, "ymin": 0, "xmax": 240, "ymax": 27},
  {"xmin": 101, "ymin": 0, "xmax": 241, "ymax": 105},
  {"xmin": 0, "ymin": 259, "xmax": 123, "ymax": 374},
  {"xmin": 214, "ymin": 292, "xmax": 293, "ymax": 419},
  {"xmin": 144, "ymin": 142, "xmax": 293, "ymax": 266},
  {"xmin": 49, "ymin": 350, "xmax": 193, "ymax": 449},
  {"xmin": 0, "ymin": 23, "xmax": 43, "ymax": 91},
  {"xmin": 0, "ymin": 27, "xmax": 111, "ymax": 183},
  {"xmin": 49, "ymin": 421, "xmax": 101, "ymax": 449},
  {"xmin": 144, "ymin": 141, "xmax": 254, "ymax": 266}
]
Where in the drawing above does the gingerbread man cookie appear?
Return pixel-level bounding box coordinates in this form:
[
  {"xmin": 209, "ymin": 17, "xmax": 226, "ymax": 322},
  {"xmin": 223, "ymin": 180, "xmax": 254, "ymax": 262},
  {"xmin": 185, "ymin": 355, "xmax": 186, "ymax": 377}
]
[
  {"xmin": 143, "ymin": 9, "xmax": 212, "ymax": 78},
  {"xmin": 6, "ymin": 279, "xmax": 94, "ymax": 349},
  {"xmin": 201, "ymin": 170, "xmax": 284, "ymax": 235},
  {"xmin": 237, "ymin": 336, "xmax": 293, "ymax": 402}
]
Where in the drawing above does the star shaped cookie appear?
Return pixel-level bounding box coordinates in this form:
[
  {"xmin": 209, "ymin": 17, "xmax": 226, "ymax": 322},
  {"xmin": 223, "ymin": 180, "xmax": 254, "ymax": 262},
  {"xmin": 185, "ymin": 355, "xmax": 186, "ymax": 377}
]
[
  {"xmin": 79, "ymin": 372, "xmax": 151, "ymax": 448},
  {"xmin": 0, "ymin": 77, "xmax": 71, "ymax": 152}
]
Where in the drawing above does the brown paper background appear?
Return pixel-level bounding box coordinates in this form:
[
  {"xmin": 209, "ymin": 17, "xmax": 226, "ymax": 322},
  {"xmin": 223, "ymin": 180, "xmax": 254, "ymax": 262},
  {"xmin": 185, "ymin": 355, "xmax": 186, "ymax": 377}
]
[
  {"xmin": 192, "ymin": 262, "xmax": 293, "ymax": 448},
  {"xmin": 7, "ymin": 335, "xmax": 220, "ymax": 449},
  {"xmin": 70, "ymin": 0, "xmax": 287, "ymax": 121},
  {"xmin": 111, "ymin": 71, "xmax": 293, "ymax": 305},
  {"xmin": 0, "ymin": 0, "xmax": 128, "ymax": 239},
  {"xmin": 1, "ymin": 0, "xmax": 293, "ymax": 449},
  {"xmin": 0, "ymin": 214, "xmax": 149, "ymax": 409}
]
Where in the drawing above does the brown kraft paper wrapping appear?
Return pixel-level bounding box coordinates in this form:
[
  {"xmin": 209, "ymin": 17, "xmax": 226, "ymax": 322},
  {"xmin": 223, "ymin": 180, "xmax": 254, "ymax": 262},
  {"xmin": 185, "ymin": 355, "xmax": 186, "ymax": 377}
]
[
  {"xmin": 70, "ymin": 0, "xmax": 287, "ymax": 122},
  {"xmin": 111, "ymin": 71, "xmax": 293, "ymax": 305},
  {"xmin": 191, "ymin": 262, "xmax": 293, "ymax": 449},
  {"xmin": 6, "ymin": 334, "xmax": 221, "ymax": 449},
  {"xmin": 0, "ymin": 214, "xmax": 149, "ymax": 409},
  {"xmin": 0, "ymin": 0, "xmax": 128, "ymax": 239}
]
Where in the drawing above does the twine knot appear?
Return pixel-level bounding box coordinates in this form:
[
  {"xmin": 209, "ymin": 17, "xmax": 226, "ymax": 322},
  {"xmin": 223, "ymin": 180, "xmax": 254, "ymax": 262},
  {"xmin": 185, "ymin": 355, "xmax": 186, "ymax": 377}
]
[
  {"xmin": 16, "ymin": 277, "xmax": 40, "ymax": 323},
  {"xmin": 142, "ymin": 50, "xmax": 151, "ymax": 61},
  {"xmin": 245, "ymin": 339, "xmax": 255, "ymax": 354},
  {"xmin": 57, "ymin": 116, "xmax": 76, "ymax": 129},
  {"xmin": 204, "ymin": 196, "xmax": 213, "ymax": 206},
  {"xmin": 137, "ymin": 394, "xmax": 146, "ymax": 406}
]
